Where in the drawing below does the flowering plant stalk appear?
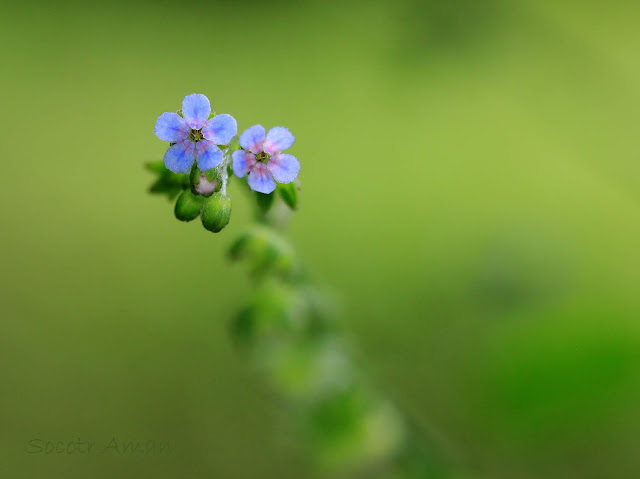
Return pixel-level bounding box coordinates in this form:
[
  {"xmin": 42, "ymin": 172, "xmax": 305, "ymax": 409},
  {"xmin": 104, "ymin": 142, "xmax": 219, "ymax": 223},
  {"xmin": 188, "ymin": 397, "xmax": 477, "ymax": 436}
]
[{"xmin": 147, "ymin": 94, "xmax": 457, "ymax": 478}]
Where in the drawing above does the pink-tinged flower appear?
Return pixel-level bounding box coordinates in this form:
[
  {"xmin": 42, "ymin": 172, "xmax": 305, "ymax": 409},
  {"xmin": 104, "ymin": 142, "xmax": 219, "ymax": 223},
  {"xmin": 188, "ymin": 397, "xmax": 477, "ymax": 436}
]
[
  {"xmin": 154, "ymin": 94, "xmax": 237, "ymax": 173},
  {"xmin": 232, "ymin": 125, "xmax": 300, "ymax": 194}
]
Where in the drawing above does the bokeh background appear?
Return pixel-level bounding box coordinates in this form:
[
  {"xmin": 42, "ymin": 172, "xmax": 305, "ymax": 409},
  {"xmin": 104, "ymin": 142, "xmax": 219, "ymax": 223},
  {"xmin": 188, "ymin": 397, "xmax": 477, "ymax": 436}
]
[{"xmin": 2, "ymin": 0, "xmax": 640, "ymax": 478}]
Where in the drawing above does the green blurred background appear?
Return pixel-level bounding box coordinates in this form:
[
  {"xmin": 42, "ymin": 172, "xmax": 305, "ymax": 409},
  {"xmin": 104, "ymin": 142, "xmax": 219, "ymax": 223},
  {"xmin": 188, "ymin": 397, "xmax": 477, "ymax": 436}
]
[{"xmin": 2, "ymin": 0, "xmax": 640, "ymax": 477}]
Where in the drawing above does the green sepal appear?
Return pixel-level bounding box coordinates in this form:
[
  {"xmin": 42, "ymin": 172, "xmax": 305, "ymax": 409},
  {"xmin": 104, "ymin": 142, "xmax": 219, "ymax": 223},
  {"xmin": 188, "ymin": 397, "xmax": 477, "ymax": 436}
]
[
  {"xmin": 174, "ymin": 190, "xmax": 203, "ymax": 222},
  {"xmin": 277, "ymin": 182, "xmax": 299, "ymax": 210},
  {"xmin": 204, "ymin": 168, "xmax": 220, "ymax": 183},
  {"xmin": 256, "ymin": 190, "xmax": 276, "ymax": 214},
  {"xmin": 201, "ymin": 192, "xmax": 232, "ymax": 233},
  {"xmin": 189, "ymin": 164, "xmax": 200, "ymax": 193},
  {"xmin": 190, "ymin": 165, "xmax": 221, "ymax": 197}
]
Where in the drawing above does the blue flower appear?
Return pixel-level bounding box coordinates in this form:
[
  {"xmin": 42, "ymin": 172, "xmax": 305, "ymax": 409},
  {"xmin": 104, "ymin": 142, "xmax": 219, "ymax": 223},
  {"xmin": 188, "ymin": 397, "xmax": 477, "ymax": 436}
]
[
  {"xmin": 232, "ymin": 125, "xmax": 300, "ymax": 194},
  {"xmin": 154, "ymin": 94, "xmax": 237, "ymax": 173}
]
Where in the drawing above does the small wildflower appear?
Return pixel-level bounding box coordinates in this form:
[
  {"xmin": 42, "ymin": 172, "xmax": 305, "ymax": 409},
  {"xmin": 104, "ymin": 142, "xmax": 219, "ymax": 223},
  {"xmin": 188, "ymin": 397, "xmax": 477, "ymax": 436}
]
[
  {"xmin": 232, "ymin": 125, "xmax": 300, "ymax": 194},
  {"xmin": 154, "ymin": 94, "xmax": 237, "ymax": 173}
]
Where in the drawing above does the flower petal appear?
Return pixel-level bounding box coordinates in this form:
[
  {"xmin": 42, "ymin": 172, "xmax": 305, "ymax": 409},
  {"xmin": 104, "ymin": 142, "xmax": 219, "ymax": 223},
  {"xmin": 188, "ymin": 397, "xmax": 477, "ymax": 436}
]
[
  {"xmin": 247, "ymin": 163, "xmax": 276, "ymax": 194},
  {"xmin": 239, "ymin": 124, "xmax": 266, "ymax": 154},
  {"xmin": 232, "ymin": 150, "xmax": 256, "ymax": 178},
  {"xmin": 195, "ymin": 140, "xmax": 223, "ymax": 171},
  {"xmin": 194, "ymin": 174, "xmax": 218, "ymax": 195},
  {"xmin": 263, "ymin": 126, "xmax": 295, "ymax": 155},
  {"xmin": 202, "ymin": 114, "xmax": 237, "ymax": 145},
  {"xmin": 154, "ymin": 112, "xmax": 189, "ymax": 142},
  {"xmin": 164, "ymin": 141, "xmax": 196, "ymax": 174},
  {"xmin": 268, "ymin": 153, "xmax": 300, "ymax": 184},
  {"xmin": 182, "ymin": 93, "xmax": 211, "ymax": 129}
]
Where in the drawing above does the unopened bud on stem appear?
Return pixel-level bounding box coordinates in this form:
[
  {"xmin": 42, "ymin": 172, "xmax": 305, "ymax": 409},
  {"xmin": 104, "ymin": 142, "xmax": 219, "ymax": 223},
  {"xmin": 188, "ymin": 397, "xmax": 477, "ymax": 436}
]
[
  {"xmin": 190, "ymin": 166, "xmax": 220, "ymax": 197},
  {"xmin": 174, "ymin": 190, "xmax": 203, "ymax": 222},
  {"xmin": 201, "ymin": 192, "xmax": 232, "ymax": 233}
]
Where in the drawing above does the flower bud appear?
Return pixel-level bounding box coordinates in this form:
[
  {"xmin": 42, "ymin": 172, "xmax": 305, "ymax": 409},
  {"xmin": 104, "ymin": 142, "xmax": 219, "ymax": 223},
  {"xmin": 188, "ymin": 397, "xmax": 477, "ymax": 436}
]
[
  {"xmin": 190, "ymin": 166, "xmax": 220, "ymax": 196},
  {"xmin": 201, "ymin": 192, "xmax": 232, "ymax": 233},
  {"xmin": 174, "ymin": 190, "xmax": 203, "ymax": 222}
]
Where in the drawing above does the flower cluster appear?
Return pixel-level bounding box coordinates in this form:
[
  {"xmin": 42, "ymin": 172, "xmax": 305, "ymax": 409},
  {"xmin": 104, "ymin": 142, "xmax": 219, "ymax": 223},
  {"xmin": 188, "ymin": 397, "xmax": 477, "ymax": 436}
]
[
  {"xmin": 232, "ymin": 125, "xmax": 300, "ymax": 194},
  {"xmin": 154, "ymin": 94, "xmax": 237, "ymax": 173},
  {"xmin": 152, "ymin": 93, "xmax": 302, "ymax": 233}
]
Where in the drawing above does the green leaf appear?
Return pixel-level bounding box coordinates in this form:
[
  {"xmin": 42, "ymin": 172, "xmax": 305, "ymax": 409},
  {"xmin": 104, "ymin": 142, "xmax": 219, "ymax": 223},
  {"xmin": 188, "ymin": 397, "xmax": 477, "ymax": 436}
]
[
  {"xmin": 278, "ymin": 182, "xmax": 299, "ymax": 210},
  {"xmin": 229, "ymin": 281, "xmax": 298, "ymax": 345},
  {"xmin": 227, "ymin": 226, "xmax": 296, "ymax": 278},
  {"xmin": 189, "ymin": 163, "xmax": 200, "ymax": 191},
  {"xmin": 146, "ymin": 161, "xmax": 189, "ymax": 201},
  {"xmin": 145, "ymin": 160, "xmax": 166, "ymax": 174},
  {"xmin": 174, "ymin": 190, "xmax": 203, "ymax": 222},
  {"xmin": 255, "ymin": 190, "xmax": 276, "ymax": 214}
]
